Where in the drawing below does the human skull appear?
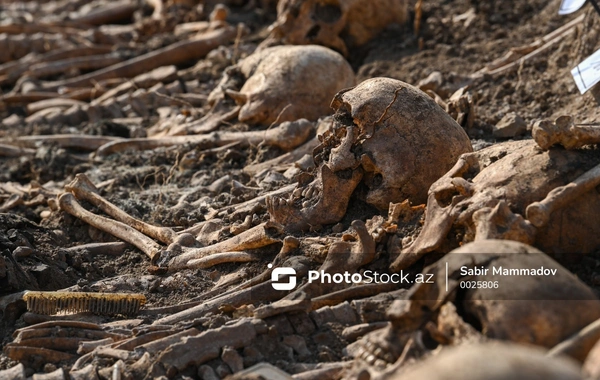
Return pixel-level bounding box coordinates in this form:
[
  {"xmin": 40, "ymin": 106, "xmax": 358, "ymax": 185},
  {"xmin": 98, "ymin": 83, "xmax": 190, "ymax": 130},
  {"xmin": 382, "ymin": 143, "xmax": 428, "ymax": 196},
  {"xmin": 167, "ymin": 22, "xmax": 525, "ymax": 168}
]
[
  {"xmin": 393, "ymin": 139, "xmax": 600, "ymax": 270},
  {"xmin": 390, "ymin": 342, "xmax": 582, "ymax": 380},
  {"xmin": 208, "ymin": 44, "xmax": 355, "ymax": 125},
  {"xmin": 332, "ymin": 77, "xmax": 473, "ymax": 210},
  {"xmin": 266, "ymin": 0, "xmax": 408, "ymax": 56},
  {"xmin": 354, "ymin": 240, "xmax": 600, "ymax": 370},
  {"xmin": 267, "ymin": 77, "xmax": 472, "ymax": 232}
]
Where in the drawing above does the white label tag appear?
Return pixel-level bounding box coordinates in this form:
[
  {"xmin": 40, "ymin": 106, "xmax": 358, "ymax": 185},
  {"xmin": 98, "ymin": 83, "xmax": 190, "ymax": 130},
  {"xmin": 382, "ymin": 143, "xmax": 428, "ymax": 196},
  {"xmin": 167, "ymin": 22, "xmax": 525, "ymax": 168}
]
[
  {"xmin": 572, "ymin": 48, "xmax": 600, "ymax": 93},
  {"xmin": 559, "ymin": 0, "xmax": 587, "ymax": 14}
]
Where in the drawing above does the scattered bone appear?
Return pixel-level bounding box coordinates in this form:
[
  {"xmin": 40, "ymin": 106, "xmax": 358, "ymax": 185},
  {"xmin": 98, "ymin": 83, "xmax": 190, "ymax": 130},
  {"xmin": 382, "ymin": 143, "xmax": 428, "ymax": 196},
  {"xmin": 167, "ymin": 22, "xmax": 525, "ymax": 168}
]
[
  {"xmin": 41, "ymin": 25, "xmax": 239, "ymax": 91},
  {"xmin": 475, "ymin": 14, "xmax": 584, "ymax": 76},
  {"xmin": 396, "ymin": 139, "xmax": 600, "ymax": 268},
  {"xmin": 265, "ymin": 0, "xmax": 408, "ymax": 56},
  {"xmin": 186, "ymin": 251, "xmax": 259, "ymax": 269},
  {"xmin": 95, "ymin": 118, "xmax": 314, "ymax": 157},
  {"xmin": 269, "ymin": 77, "xmax": 471, "ymax": 232},
  {"xmin": 0, "ymin": 363, "xmax": 26, "ymax": 380},
  {"xmin": 532, "ymin": 115, "xmax": 600, "ymax": 150},
  {"xmin": 0, "ymin": 134, "xmax": 122, "ymax": 151},
  {"xmin": 154, "ymin": 257, "xmax": 310, "ymax": 325},
  {"xmin": 65, "ymin": 174, "xmax": 178, "ymax": 245},
  {"xmin": 64, "ymin": 242, "xmax": 128, "ymax": 256},
  {"xmin": 167, "ymin": 223, "xmax": 280, "ymax": 271},
  {"xmin": 58, "ymin": 193, "xmax": 163, "ymax": 262},
  {"xmin": 157, "ymin": 318, "xmax": 263, "ymax": 371}
]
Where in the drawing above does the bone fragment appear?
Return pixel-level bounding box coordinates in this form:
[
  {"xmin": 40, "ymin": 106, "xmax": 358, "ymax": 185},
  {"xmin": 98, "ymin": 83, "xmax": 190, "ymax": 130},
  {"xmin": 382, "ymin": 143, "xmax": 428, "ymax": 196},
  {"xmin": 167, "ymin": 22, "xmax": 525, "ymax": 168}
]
[
  {"xmin": 526, "ymin": 162, "xmax": 600, "ymax": 227},
  {"xmin": 152, "ymin": 272, "xmax": 302, "ymax": 325},
  {"xmin": 27, "ymin": 53, "xmax": 122, "ymax": 79},
  {"xmin": 77, "ymin": 338, "xmax": 115, "ymax": 354},
  {"xmin": 4, "ymin": 345, "xmax": 76, "ymax": 362},
  {"xmin": 476, "ymin": 14, "xmax": 583, "ymax": 76},
  {"xmin": 58, "ymin": 193, "xmax": 163, "ymax": 262},
  {"xmin": 0, "ymin": 364, "xmax": 25, "ymax": 380},
  {"xmin": 71, "ymin": 1, "xmax": 138, "ymax": 26},
  {"xmin": 66, "ymin": 174, "xmax": 178, "ymax": 245},
  {"xmin": 342, "ymin": 322, "xmax": 390, "ymax": 342},
  {"xmin": 95, "ymin": 119, "xmax": 313, "ymax": 157},
  {"xmin": 391, "ymin": 153, "xmax": 478, "ymax": 271},
  {"xmin": 26, "ymin": 98, "xmax": 87, "ymax": 114},
  {"xmin": 137, "ymin": 328, "xmax": 201, "ymax": 355},
  {"xmin": 157, "ymin": 318, "xmax": 264, "ymax": 370},
  {"xmin": 187, "ymin": 251, "xmax": 259, "ymax": 269},
  {"xmin": 168, "ymin": 223, "xmax": 279, "ymax": 271},
  {"xmin": 41, "ymin": 26, "xmax": 238, "ymax": 90},
  {"xmin": 243, "ymin": 137, "xmax": 319, "ymax": 176},
  {"xmin": 64, "ymin": 242, "xmax": 128, "ymax": 256},
  {"xmin": 0, "ymin": 135, "xmax": 122, "ymax": 151},
  {"xmin": 0, "ymin": 144, "xmax": 35, "ymax": 157},
  {"xmin": 532, "ymin": 116, "xmax": 600, "ymax": 150},
  {"xmin": 311, "ymin": 282, "xmax": 397, "ymax": 311}
]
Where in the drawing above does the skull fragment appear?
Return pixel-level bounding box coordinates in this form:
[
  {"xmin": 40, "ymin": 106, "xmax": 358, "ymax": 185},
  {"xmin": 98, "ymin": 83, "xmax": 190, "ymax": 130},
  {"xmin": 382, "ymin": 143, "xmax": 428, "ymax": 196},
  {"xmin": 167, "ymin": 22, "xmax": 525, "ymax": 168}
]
[
  {"xmin": 266, "ymin": 0, "xmax": 409, "ymax": 56},
  {"xmin": 394, "ymin": 139, "xmax": 600, "ymax": 270},
  {"xmin": 267, "ymin": 77, "xmax": 473, "ymax": 232},
  {"xmin": 354, "ymin": 239, "xmax": 600, "ymax": 370}
]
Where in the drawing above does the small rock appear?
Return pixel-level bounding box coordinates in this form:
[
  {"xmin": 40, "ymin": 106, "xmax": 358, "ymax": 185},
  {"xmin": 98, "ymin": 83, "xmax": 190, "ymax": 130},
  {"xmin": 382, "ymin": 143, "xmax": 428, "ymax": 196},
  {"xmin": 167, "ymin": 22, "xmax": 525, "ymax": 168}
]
[
  {"xmin": 493, "ymin": 112, "xmax": 527, "ymax": 138},
  {"xmin": 330, "ymin": 302, "xmax": 359, "ymax": 326},
  {"xmin": 13, "ymin": 246, "xmax": 34, "ymax": 259}
]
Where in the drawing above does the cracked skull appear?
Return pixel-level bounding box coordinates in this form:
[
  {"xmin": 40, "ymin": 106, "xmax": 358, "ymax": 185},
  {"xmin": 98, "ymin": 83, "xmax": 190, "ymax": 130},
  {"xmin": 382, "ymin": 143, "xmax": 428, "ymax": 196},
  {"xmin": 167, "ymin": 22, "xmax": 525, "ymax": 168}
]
[
  {"xmin": 265, "ymin": 0, "xmax": 409, "ymax": 56},
  {"xmin": 267, "ymin": 77, "xmax": 473, "ymax": 232},
  {"xmin": 393, "ymin": 139, "xmax": 600, "ymax": 271}
]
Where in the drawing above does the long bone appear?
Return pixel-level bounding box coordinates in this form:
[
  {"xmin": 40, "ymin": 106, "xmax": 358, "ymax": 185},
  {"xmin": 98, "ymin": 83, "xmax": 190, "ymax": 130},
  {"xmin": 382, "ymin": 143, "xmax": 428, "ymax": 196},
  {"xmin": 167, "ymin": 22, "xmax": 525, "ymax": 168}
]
[
  {"xmin": 58, "ymin": 193, "xmax": 163, "ymax": 262},
  {"xmin": 94, "ymin": 119, "xmax": 314, "ymax": 157},
  {"xmin": 532, "ymin": 115, "xmax": 600, "ymax": 150},
  {"xmin": 167, "ymin": 223, "xmax": 281, "ymax": 272},
  {"xmin": 526, "ymin": 162, "xmax": 600, "ymax": 227},
  {"xmin": 65, "ymin": 174, "xmax": 178, "ymax": 245},
  {"xmin": 0, "ymin": 135, "xmax": 122, "ymax": 151}
]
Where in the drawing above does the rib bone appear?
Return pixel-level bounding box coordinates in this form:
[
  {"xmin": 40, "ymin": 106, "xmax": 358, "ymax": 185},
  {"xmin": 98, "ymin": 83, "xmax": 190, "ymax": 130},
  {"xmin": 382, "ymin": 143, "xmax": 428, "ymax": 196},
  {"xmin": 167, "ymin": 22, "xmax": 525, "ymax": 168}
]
[
  {"xmin": 65, "ymin": 173, "xmax": 178, "ymax": 245},
  {"xmin": 58, "ymin": 193, "xmax": 163, "ymax": 262}
]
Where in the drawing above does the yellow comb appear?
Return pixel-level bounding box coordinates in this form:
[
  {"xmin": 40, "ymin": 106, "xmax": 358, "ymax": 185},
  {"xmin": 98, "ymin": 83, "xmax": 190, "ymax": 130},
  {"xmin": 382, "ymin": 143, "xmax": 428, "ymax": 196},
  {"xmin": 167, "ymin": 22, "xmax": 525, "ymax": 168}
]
[{"xmin": 23, "ymin": 291, "xmax": 146, "ymax": 316}]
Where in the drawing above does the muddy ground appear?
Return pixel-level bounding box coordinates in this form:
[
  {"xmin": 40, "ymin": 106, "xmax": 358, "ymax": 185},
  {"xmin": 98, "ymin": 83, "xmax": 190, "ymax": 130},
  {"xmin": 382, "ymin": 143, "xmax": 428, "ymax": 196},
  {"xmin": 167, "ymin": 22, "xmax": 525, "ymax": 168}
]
[{"xmin": 2, "ymin": 0, "xmax": 600, "ymax": 378}]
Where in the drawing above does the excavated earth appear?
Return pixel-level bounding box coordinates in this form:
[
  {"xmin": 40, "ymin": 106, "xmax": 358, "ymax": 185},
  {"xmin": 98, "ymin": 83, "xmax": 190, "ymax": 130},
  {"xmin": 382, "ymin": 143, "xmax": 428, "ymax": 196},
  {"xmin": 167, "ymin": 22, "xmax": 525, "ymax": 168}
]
[{"xmin": 2, "ymin": 0, "xmax": 600, "ymax": 378}]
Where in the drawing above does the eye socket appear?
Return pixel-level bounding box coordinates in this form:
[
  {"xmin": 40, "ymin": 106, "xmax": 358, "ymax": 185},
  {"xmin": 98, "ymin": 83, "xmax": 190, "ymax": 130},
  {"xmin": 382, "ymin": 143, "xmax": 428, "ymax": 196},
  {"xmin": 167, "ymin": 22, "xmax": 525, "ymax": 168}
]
[{"xmin": 306, "ymin": 25, "xmax": 320, "ymax": 39}]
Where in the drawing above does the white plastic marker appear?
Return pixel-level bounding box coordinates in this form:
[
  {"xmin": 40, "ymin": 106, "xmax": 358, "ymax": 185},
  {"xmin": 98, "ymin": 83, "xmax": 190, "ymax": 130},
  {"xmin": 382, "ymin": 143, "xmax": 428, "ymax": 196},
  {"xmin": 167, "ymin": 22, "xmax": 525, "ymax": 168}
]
[
  {"xmin": 572, "ymin": 48, "xmax": 600, "ymax": 93},
  {"xmin": 559, "ymin": 0, "xmax": 587, "ymax": 14}
]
